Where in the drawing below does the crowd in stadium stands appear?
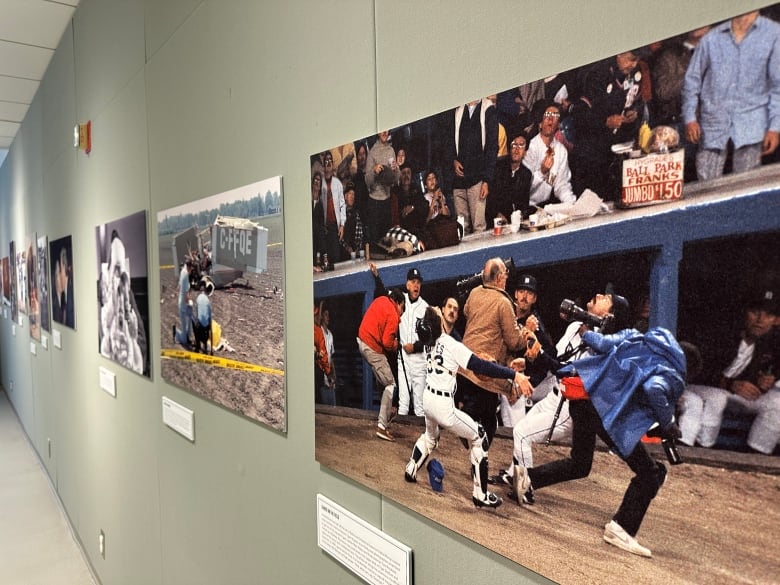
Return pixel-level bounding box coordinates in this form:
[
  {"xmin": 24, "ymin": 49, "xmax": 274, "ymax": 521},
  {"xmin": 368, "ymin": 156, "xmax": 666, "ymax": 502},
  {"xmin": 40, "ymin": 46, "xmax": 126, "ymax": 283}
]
[{"xmin": 312, "ymin": 9, "xmax": 780, "ymax": 270}]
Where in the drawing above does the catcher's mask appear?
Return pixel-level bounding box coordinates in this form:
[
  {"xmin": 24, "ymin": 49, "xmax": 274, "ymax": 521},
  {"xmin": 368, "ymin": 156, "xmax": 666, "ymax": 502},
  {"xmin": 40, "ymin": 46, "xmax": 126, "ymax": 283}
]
[{"xmin": 416, "ymin": 307, "xmax": 442, "ymax": 346}]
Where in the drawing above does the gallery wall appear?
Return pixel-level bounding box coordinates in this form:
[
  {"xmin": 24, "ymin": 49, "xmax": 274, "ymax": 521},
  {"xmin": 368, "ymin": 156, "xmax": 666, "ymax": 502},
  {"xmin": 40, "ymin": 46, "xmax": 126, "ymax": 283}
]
[{"xmin": 0, "ymin": 1, "xmax": 768, "ymax": 584}]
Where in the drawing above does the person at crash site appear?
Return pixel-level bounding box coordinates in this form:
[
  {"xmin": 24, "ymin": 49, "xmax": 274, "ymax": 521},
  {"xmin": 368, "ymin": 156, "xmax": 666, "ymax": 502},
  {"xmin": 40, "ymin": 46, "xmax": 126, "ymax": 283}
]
[{"xmin": 174, "ymin": 259, "xmax": 194, "ymax": 346}]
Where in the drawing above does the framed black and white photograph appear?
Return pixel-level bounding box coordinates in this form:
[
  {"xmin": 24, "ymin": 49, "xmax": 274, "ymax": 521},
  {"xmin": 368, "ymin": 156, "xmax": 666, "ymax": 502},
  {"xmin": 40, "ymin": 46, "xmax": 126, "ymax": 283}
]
[{"xmin": 95, "ymin": 211, "xmax": 151, "ymax": 378}]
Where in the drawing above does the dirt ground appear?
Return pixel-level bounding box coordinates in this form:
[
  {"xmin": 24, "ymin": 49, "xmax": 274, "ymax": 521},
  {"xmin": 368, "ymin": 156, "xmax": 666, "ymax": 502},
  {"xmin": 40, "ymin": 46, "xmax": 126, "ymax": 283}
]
[
  {"xmin": 316, "ymin": 410, "xmax": 780, "ymax": 585},
  {"xmin": 159, "ymin": 245, "xmax": 286, "ymax": 431}
]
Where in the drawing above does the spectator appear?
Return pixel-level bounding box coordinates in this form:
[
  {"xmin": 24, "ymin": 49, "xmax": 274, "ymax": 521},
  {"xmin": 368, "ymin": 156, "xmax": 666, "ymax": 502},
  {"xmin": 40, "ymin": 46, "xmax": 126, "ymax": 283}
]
[
  {"xmin": 448, "ymin": 98, "xmax": 499, "ymax": 233},
  {"xmin": 357, "ymin": 288, "xmax": 406, "ymax": 442},
  {"xmin": 174, "ymin": 259, "xmax": 194, "ymax": 346},
  {"xmin": 456, "ymin": 258, "xmax": 534, "ymax": 447},
  {"xmin": 524, "ymin": 103, "xmax": 577, "ymax": 207},
  {"xmin": 495, "ymin": 82, "xmax": 544, "ymax": 138},
  {"xmin": 677, "ymin": 290, "xmax": 779, "ymax": 454},
  {"xmin": 572, "ymin": 50, "xmax": 646, "ymax": 202},
  {"xmin": 331, "ymin": 142, "xmax": 357, "ymax": 184},
  {"xmin": 395, "ymin": 167, "xmax": 429, "ymax": 239},
  {"xmin": 422, "ymin": 170, "xmax": 450, "ymax": 222},
  {"xmin": 486, "ymin": 133, "xmax": 532, "ymax": 225},
  {"xmin": 321, "ymin": 152, "xmax": 346, "ymax": 265},
  {"xmin": 365, "ymin": 130, "xmax": 400, "ymax": 245},
  {"xmin": 311, "ymin": 172, "xmax": 326, "ymax": 270},
  {"xmin": 682, "ymin": 11, "xmax": 780, "ymax": 181},
  {"xmin": 650, "ymin": 25, "xmax": 710, "ymax": 183},
  {"xmin": 340, "ymin": 183, "xmax": 364, "ymax": 259},
  {"xmin": 353, "ymin": 141, "xmax": 370, "ymax": 217},
  {"xmin": 651, "ymin": 26, "xmax": 710, "ymax": 129}
]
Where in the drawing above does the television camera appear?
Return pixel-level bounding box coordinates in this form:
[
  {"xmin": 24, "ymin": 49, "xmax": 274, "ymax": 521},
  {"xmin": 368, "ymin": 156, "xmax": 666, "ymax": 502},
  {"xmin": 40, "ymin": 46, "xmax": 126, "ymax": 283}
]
[
  {"xmin": 558, "ymin": 298, "xmax": 614, "ymax": 330},
  {"xmin": 455, "ymin": 257, "xmax": 515, "ymax": 301}
]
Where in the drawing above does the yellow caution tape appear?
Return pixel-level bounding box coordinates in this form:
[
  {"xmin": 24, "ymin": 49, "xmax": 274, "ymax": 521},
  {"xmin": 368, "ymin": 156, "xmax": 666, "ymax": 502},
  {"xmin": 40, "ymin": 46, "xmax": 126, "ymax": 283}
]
[{"xmin": 161, "ymin": 348, "xmax": 284, "ymax": 376}]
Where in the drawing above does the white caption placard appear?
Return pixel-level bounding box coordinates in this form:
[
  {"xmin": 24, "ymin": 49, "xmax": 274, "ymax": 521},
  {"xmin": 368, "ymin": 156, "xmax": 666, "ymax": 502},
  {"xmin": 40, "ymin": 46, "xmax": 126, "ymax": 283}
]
[
  {"xmin": 99, "ymin": 366, "xmax": 116, "ymax": 397},
  {"xmin": 18, "ymin": 315, "xmax": 23, "ymax": 327},
  {"xmin": 162, "ymin": 396, "xmax": 195, "ymax": 441},
  {"xmin": 53, "ymin": 329, "xmax": 62, "ymax": 349},
  {"xmin": 12, "ymin": 323, "xmax": 16, "ymax": 336},
  {"xmin": 41, "ymin": 335, "xmax": 48, "ymax": 350},
  {"xmin": 30, "ymin": 341, "xmax": 36, "ymax": 355},
  {"xmin": 317, "ymin": 494, "xmax": 412, "ymax": 585}
]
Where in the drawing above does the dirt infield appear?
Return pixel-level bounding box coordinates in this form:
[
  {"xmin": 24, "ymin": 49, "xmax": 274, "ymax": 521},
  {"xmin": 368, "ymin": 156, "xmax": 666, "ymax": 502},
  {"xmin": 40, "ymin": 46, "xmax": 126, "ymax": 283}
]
[
  {"xmin": 316, "ymin": 409, "xmax": 779, "ymax": 585},
  {"xmin": 159, "ymin": 245, "xmax": 286, "ymax": 430}
]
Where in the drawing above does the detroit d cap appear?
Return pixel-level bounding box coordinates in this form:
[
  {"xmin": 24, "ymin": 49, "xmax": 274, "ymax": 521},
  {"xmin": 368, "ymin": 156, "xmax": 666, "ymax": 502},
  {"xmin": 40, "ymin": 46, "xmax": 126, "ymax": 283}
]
[
  {"xmin": 516, "ymin": 274, "xmax": 537, "ymax": 293},
  {"xmin": 407, "ymin": 267, "xmax": 423, "ymax": 282}
]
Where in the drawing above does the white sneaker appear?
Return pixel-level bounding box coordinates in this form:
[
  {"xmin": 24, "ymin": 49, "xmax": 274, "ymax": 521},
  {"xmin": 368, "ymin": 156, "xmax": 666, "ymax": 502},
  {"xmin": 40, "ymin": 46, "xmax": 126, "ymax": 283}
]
[{"xmin": 603, "ymin": 520, "xmax": 652, "ymax": 558}]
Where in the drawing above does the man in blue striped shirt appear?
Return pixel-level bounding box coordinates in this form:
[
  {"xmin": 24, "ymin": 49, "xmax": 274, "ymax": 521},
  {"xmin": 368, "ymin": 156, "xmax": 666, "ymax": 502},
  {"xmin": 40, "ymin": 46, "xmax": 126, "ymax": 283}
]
[{"xmin": 682, "ymin": 10, "xmax": 780, "ymax": 181}]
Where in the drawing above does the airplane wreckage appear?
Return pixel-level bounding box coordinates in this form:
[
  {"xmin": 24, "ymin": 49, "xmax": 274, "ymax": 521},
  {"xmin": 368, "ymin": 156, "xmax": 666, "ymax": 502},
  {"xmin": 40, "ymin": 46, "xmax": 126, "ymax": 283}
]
[{"xmin": 172, "ymin": 215, "xmax": 269, "ymax": 292}]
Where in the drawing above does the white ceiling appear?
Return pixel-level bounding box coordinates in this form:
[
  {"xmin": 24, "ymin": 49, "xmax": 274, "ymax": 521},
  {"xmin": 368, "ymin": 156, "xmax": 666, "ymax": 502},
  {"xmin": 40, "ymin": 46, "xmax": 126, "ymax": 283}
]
[{"xmin": 0, "ymin": 0, "xmax": 79, "ymax": 163}]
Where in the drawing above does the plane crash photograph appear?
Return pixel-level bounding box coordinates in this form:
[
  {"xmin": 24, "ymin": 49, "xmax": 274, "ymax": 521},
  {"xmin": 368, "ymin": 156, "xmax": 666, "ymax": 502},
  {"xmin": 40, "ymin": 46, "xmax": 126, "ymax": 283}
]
[{"xmin": 157, "ymin": 176, "xmax": 286, "ymax": 432}]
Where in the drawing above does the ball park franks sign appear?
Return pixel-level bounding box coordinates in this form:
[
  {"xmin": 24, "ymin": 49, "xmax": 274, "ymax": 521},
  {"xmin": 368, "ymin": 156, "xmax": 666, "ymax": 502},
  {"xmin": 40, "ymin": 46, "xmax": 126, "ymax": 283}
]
[{"xmin": 621, "ymin": 149, "xmax": 684, "ymax": 208}]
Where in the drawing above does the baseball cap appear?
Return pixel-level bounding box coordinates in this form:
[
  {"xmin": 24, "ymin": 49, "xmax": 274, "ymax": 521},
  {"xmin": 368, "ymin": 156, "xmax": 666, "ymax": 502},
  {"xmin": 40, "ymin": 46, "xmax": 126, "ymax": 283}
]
[
  {"xmin": 747, "ymin": 289, "xmax": 778, "ymax": 315},
  {"xmin": 516, "ymin": 274, "xmax": 537, "ymax": 294},
  {"xmin": 427, "ymin": 458, "xmax": 445, "ymax": 493},
  {"xmin": 407, "ymin": 267, "xmax": 423, "ymax": 282}
]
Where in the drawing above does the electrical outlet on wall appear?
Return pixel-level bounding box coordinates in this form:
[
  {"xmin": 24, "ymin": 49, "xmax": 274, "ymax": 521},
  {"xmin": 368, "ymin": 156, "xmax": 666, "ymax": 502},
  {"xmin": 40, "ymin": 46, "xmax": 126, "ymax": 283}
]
[{"xmin": 99, "ymin": 529, "xmax": 105, "ymax": 558}]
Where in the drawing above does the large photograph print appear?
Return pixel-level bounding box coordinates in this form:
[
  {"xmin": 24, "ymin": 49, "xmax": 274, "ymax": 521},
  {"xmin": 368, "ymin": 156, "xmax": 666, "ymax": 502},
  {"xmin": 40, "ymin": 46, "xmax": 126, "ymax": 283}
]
[
  {"xmin": 50, "ymin": 235, "xmax": 76, "ymax": 329},
  {"xmin": 313, "ymin": 7, "xmax": 780, "ymax": 585},
  {"xmin": 96, "ymin": 211, "xmax": 151, "ymax": 377},
  {"xmin": 9, "ymin": 241, "xmax": 17, "ymax": 322},
  {"xmin": 26, "ymin": 233, "xmax": 41, "ymax": 342},
  {"xmin": 1, "ymin": 255, "xmax": 8, "ymax": 307},
  {"xmin": 36, "ymin": 235, "xmax": 51, "ymax": 335},
  {"xmin": 157, "ymin": 177, "xmax": 286, "ymax": 432}
]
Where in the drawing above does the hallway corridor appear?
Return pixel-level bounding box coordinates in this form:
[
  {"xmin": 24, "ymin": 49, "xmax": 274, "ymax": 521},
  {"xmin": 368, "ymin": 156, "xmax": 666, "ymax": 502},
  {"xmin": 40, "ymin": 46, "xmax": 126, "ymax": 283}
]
[{"xmin": 0, "ymin": 389, "xmax": 96, "ymax": 585}]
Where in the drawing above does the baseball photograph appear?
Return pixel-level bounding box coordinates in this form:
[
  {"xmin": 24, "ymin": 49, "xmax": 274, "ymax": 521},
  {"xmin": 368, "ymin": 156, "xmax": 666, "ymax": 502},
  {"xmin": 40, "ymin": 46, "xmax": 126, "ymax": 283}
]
[{"xmin": 312, "ymin": 5, "xmax": 780, "ymax": 584}]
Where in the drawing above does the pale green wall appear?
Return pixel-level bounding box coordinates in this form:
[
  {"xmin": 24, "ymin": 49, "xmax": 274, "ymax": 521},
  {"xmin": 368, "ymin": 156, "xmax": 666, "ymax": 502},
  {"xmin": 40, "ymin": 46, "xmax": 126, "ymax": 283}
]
[{"xmin": 0, "ymin": 1, "xmax": 767, "ymax": 584}]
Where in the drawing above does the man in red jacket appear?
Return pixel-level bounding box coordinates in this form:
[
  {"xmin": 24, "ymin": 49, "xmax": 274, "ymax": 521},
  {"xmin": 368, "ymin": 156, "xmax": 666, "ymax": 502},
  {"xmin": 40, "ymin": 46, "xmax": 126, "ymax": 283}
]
[{"xmin": 357, "ymin": 288, "xmax": 406, "ymax": 441}]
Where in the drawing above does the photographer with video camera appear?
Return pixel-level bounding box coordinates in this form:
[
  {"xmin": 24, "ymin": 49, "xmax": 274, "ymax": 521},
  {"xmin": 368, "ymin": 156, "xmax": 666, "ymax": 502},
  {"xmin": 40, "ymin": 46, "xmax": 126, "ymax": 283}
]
[
  {"xmin": 455, "ymin": 257, "xmax": 538, "ymax": 448},
  {"xmin": 512, "ymin": 293, "xmax": 691, "ymax": 558}
]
